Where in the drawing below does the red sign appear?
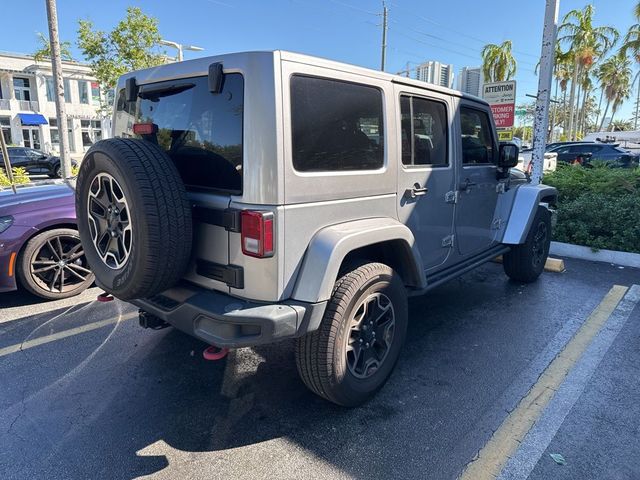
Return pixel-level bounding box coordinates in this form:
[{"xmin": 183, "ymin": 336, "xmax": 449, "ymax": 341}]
[{"xmin": 490, "ymin": 103, "xmax": 515, "ymax": 128}]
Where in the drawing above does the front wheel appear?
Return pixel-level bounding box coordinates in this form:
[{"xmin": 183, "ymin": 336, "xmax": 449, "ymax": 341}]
[
  {"xmin": 503, "ymin": 206, "xmax": 552, "ymax": 283},
  {"xmin": 295, "ymin": 262, "xmax": 408, "ymax": 407}
]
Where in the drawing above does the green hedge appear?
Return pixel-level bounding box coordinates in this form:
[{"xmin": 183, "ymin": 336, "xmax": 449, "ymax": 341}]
[{"xmin": 543, "ymin": 166, "xmax": 640, "ymax": 253}]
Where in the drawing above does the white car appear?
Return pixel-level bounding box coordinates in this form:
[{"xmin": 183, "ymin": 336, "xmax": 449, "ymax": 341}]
[{"xmin": 518, "ymin": 150, "xmax": 557, "ymax": 174}]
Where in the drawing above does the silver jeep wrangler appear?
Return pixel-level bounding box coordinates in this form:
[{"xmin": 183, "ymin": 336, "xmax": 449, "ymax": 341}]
[{"xmin": 76, "ymin": 51, "xmax": 557, "ymax": 406}]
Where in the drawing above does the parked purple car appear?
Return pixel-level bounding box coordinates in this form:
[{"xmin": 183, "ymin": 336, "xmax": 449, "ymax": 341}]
[{"xmin": 0, "ymin": 182, "xmax": 94, "ymax": 299}]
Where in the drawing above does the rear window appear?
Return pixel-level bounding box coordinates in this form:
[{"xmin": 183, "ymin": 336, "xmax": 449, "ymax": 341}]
[
  {"xmin": 114, "ymin": 74, "xmax": 244, "ymax": 193},
  {"xmin": 290, "ymin": 75, "xmax": 384, "ymax": 172}
]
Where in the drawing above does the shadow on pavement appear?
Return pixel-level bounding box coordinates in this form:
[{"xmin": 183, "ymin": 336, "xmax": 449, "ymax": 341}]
[{"xmin": 0, "ymin": 260, "xmax": 637, "ymax": 479}]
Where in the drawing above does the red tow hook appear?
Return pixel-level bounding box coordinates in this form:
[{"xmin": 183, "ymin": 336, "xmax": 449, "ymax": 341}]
[
  {"xmin": 203, "ymin": 345, "xmax": 229, "ymax": 361},
  {"xmin": 97, "ymin": 292, "xmax": 114, "ymax": 302}
]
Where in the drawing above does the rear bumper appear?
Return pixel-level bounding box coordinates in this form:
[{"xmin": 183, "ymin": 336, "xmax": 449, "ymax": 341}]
[{"xmin": 132, "ymin": 284, "xmax": 327, "ymax": 348}]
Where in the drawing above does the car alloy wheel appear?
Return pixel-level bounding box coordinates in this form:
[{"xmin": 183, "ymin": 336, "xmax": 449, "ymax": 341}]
[
  {"xmin": 29, "ymin": 234, "xmax": 92, "ymax": 294},
  {"xmin": 531, "ymin": 220, "xmax": 548, "ymax": 268},
  {"xmin": 86, "ymin": 172, "xmax": 133, "ymax": 269},
  {"xmin": 345, "ymin": 292, "xmax": 396, "ymax": 379}
]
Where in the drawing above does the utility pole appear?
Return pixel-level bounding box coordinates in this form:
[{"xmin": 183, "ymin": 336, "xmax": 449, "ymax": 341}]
[
  {"xmin": 45, "ymin": 0, "xmax": 71, "ymax": 179},
  {"xmin": 531, "ymin": 0, "xmax": 559, "ymax": 185},
  {"xmin": 633, "ymin": 71, "xmax": 640, "ymax": 130},
  {"xmin": 380, "ymin": 1, "xmax": 388, "ymax": 72}
]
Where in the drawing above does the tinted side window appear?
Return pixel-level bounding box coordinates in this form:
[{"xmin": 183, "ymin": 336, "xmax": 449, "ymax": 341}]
[
  {"xmin": 291, "ymin": 75, "xmax": 384, "ymax": 172},
  {"xmin": 114, "ymin": 74, "xmax": 244, "ymax": 193},
  {"xmin": 400, "ymin": 95, "xmax": 448, "ymax": 167},
  {"xmin": 460, "ymin": 107, "xmax": 496, "ymax": 165}
]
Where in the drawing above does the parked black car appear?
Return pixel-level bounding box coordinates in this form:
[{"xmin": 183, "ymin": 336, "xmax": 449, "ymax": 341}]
[
  {"xmin": 0, "ymin": 147, "xmax": 78, "ymax": 178},
  {"xmin": 546, "ymin": 142, "xmax": 639, "ymax": 168}
]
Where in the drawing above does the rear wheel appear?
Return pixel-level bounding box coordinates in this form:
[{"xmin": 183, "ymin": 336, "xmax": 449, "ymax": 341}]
[
  {"xmin": 503, "ymin": 206, "xmax": 551, "ymax": 283},
  {"xmin": 17, "ymin": 228, "xmax": 94, "ymax": 300},
  {"xmin": 295, "ymin": 262, "xmax": 408, "ymax": 407}
]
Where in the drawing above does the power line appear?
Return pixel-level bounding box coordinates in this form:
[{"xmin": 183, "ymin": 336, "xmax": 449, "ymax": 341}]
[{"xmin": 387, "ymin": 1, "xmax": 540, "ymax": 60}]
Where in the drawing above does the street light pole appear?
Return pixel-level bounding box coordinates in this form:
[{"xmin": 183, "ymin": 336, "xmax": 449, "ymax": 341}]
[
  {"xmin": 380, "ymin": 1, "xmax": 388, "ymax": 71},
  {"xmin": 530, "ymin": 0, "xmax": 560, "ymax": 185},
  {"xmin": 159, "ymin": 39, "xmax": 204, "ymax": 62},
  {"xmin": 45, "ymin": 0, "xmax": 72, "ymax": 179}
]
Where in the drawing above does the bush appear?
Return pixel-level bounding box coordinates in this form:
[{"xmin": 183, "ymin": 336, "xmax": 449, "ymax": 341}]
[
  {"xmin": 544, "ymin": 165, "xmax": 640, "ymax": 253},
  {"xmin": 0, "ymin": 167, "xmax": 31, "ymax": 187}
]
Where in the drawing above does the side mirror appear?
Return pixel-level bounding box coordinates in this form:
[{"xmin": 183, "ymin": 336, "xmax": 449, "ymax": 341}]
[{"xmin": 498, "ymin": 143, "xmax": 519, "ymax": 169}]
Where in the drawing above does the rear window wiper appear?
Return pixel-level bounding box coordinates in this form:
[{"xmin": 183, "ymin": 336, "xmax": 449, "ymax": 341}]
[{"xmin": 138, "ymin": 82, "xmax": 195, "ymax": 99}]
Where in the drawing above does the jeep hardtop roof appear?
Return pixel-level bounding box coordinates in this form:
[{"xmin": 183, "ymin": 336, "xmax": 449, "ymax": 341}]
[{"xmin": 116, "ymin": 50, "xmax": 488, "ymax": 105}]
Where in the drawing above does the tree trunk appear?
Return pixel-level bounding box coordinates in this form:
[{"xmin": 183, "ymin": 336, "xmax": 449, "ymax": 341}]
[
  {"xmin": 594, "ymin": 88, "xmax": 604, "ymax": 131},
  {"xmin": 598, "ymin": 101, "xmax": 610, "ymax": 131},
  {"xmin": 566, "ymin": 57, "xmax": 579, "ymax": 140},
  {"xmin": 579, "ymin": 86, "xmax": 588, "ymax": 136},
  {"xmin": 573, "ymin": 79, "xmax": 582, "ymax": 140}
]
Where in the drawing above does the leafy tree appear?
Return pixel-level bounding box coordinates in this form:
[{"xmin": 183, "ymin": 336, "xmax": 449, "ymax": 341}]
[
  {"xmin": 77, "ymin": 6, "xmax": 165, "ymax": 92},
  {"xmin": 558, "ymin": 5, "xmax": 619, "ymax": 140},
  {"xmin": 610, "ymin": 119, "xmax": 633, "ymax": 131},
  {"xmin": 481, "ymin": 40, "xmax": 516, "ymax": 82},
  {"xmin": 596, "ymin": 52, "xmax": 632, "ymax": 131},
  {"xmin": 621, "ymin": 1, "xmax": 640, "ymax": 129},
  {"xmin": 33, "ymin": 32, "xmax": 73, "ymax": 62}
]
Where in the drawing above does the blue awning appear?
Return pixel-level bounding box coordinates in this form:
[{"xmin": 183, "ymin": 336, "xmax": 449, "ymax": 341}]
[{"xmin": 17, "ymin": 113, "xmax": 48, "ymax": 126}]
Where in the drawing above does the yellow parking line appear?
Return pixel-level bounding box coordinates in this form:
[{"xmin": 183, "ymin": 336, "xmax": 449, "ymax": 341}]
[
  {"xmin": 460, "ymin": 284, "xmax": 628, "ymax": 480},
  {"xmin": 0, "ymin": 312, "xmax": 137, "ymax": 358}
]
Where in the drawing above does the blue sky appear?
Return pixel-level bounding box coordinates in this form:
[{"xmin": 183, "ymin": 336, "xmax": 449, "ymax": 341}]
[{"xmin": 1, "ymin": 0, "xmax": 637, "ymax": 119}]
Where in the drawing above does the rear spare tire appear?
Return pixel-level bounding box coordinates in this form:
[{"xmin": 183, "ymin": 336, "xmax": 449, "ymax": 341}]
[{"xmin": 75, "ymin": 138, "xmax": 192, "ymax": 300}]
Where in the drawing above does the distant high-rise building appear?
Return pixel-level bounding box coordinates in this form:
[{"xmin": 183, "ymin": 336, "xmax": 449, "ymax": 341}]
[
  {"xmin": 458, "ymin": 66, "xmax": 483, "ymax": 97},
  {"xmin": 415, "ymin": 61, "xmax": 454, "ymax": 88}
]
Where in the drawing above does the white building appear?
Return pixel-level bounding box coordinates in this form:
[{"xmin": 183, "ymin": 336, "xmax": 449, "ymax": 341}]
[
  {"xmin": 415, "ymin": 61, "xmax": 454, "ymax": 89},
  {"xmin": 457, "ymin": 66, "xmax": 483, "ymax": 97},
  {"xmin": 0, "ymin": 51, "xmax": 109, "ymax": 159}
]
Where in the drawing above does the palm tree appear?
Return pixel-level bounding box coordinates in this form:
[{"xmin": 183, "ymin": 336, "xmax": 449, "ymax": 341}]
[
  {"xmin": 558, "ymin": 5, "xmax": 619, "ymax": 139},
  {"xmin": 597, "ymin": 52, "xmax": 632, "ymax": 131},
  {"xmin": 621, "ymin": 2, "xmax": 640, "ymax": 129},
  {"xmin": 481, "ymin": 40, "xmax": 517, "ymax": 83}
]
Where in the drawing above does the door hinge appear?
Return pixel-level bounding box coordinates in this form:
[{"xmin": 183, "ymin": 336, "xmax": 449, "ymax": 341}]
[
  {"xmin": 442, "ymin": 234, "xmax": 454, "ymax": 248},
  {"xmin": 445, "ymin": 190, "xmax": 458, "ymax": 204}
]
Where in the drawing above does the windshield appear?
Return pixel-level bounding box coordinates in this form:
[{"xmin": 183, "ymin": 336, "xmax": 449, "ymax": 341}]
[{"xmin": 114, "ymin": 73, "xmax": 244, "ymax": 193}]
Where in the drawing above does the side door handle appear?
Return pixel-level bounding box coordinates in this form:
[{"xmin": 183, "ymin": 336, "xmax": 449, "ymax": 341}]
[
  {"xmin": 405, "ymin": 183, "xmax": 428, "ymax": 199},
  {"xmin": 459, "ymin": 178, "xmax": 477, "ymax": 191}
]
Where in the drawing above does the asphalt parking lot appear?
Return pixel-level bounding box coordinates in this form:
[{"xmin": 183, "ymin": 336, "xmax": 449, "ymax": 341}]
[{"xmin": 0, "ymin": 257, "xmax": 638, "ymax": 480}]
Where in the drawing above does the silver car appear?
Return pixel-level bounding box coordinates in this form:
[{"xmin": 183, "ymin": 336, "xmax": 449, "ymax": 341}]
[{"xmin": 75, "ymin": 51, "xmax": 557, "ymax": 406}]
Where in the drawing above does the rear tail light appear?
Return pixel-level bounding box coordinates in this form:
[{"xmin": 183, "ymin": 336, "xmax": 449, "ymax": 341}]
[
  {"xmin": 133, "ymin": 123, "xmax": 158, "ymax": 135},
  {"xmin": 241, "ymin": 211, "xmax": 274, "ymax": 258}
]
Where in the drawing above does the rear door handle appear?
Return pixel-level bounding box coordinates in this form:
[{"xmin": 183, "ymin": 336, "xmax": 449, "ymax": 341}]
[
  {"xmin": 405, "ymin": 183, "xmax": 428, "ymax": 199},
  {"xmin": 459, "ymin": 178, "xmax": 477, "ymax": 191}
]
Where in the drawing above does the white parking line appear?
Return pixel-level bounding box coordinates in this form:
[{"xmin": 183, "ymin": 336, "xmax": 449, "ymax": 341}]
[
  {"xmin": 497, "ymin": 284, "xmax": 640, "ymax": 479},
  {"xmin": 0, "ymin": 312, "xmax": 137, "ymax": 358},
  {"xmin": 460, "ymin": 284, "xmax": 631, "ymax": 480}
]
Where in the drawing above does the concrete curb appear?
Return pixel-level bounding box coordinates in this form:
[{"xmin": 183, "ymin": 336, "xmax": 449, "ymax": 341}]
[{"xmin": 550, "ymin": 241, "xmax": 640, "ymax": 268}]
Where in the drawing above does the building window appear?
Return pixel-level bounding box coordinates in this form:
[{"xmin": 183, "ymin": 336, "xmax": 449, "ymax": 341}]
[
  {"xmin": 1, "ymin": 116, "xmax": 11, "ymax": 145},
  {"xmin": 81, "ymin": 119, "xmax": 102, "ymax": 147},
  {"xmin": 63, "ymin": 78, "xmax": 73, "ymax": 103},
  {"xmin": 50, "ymin": 117, "xmax": 75, "ymax": 151},
  {"xmin": 49, "ymin": 117, "xmax": 59, "ymax": 145},
  {"xmin": 13, "ymin": 77, "xmax": 31, "ymax": 101},
  {"xmin": 91, "ymin": 82, "xmax": 100, "ymax": 105},
  {"xmin": 79, "ymin": 81, "xmax": 89, "ymax": 104},
  {"xmin": 45, "ymin": 77, "xmax": 55, "ymax": 102}
]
